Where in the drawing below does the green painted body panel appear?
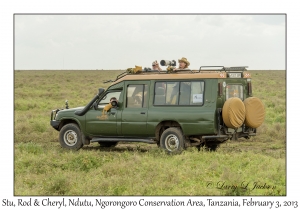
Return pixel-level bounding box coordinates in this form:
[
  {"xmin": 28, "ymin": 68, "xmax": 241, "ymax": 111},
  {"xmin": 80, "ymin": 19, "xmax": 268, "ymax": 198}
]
[
  {"xmin": 145, "ymin": 79, "xmax": 218, "ymax": 135},
  {"xmin": 120, "ymin": 81, "xmax": 150, "ymax": 136},
  {"xmin": 85, "ymin": 108, "xmax": 117, "ymax": 136},
  {"xmin": 54, "ymin": 76, "xmax": 250, "ymax": 138},
  {"xmin": 55, "ymin": 107, "xmax": 86, "ymax": 130},
  {"xmin": 121, "ymin": 108, "xmax": 148, "ymax": 136}
]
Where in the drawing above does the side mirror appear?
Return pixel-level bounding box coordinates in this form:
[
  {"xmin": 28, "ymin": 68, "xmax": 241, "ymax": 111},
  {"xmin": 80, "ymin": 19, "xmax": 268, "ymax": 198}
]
[
  {"xmin": 98, "ymin": 88, "xmax": 105, "ymax": 96},
  {"xmin": 93, "ymin": 102, "xmax": 98, "ymax": 110}
]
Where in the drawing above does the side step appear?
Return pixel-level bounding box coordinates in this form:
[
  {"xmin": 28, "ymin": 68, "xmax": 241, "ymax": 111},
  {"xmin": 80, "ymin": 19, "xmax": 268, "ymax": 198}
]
[
  {"xmin": 91, "ymin": 137, "xmax": 156, "ymax": 144},
  {"xmin": 202, "ymin": 135, "xmax": 228, "ymax": 139}
]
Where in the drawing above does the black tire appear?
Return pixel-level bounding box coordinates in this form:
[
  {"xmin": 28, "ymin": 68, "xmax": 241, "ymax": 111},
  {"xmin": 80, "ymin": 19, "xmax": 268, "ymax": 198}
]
[
  {"xmin": 197, "ymin": 141, "xmax": 220, "ymax": 152},
  {"xmin": 160, "ymin": 127, "xmax": 185, "ymax": 154},
  {"xmin": 98, "ymin": 141, "xmax": 118, "ymax": 147},
  {"xmin": 59, "ymin": 123, "xmax": 83, "ymax": 150},
  {"xmin": 204, "ymin": 141, "xmax": 220, "ymax": 151}
]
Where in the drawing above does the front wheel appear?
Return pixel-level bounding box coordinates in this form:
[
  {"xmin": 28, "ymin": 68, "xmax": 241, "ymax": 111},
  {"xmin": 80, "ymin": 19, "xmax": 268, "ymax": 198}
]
[
  {"xmin": 160, "ymin": 127, "xmax": 185, "ymax": 154},
  {"xmin": 59, "ymin": 123, "xmax": 83, "ymax": 150}
]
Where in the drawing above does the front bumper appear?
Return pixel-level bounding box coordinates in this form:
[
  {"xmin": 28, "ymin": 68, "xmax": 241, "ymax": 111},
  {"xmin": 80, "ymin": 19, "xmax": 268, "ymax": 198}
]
[
  {"xmin": 50, "ymin": 109, "xmax": 61, "ymax": 131},
  {"xmin": 50, "ymin": 120, "xmax": 60, "ymax": 131}
]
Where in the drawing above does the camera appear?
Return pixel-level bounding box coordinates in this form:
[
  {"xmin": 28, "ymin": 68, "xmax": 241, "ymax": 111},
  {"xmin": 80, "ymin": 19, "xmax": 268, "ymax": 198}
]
[
  {"xmin": 160, "ymin": 60, "xmax": 176, "ymax": 66},
  {"xmin": 111, "ymin": 100, "xmax": 118, "ymax": 107},
  {"xmin": 143, "ymin": 67, "xmax": 152, "ymax": 72}
]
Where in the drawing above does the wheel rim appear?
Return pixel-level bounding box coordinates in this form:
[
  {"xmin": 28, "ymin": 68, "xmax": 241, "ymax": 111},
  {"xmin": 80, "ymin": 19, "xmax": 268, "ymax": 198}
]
[
  {"xmin": 165, "ymin": 134, "xmax": 179, "ymax": 151},
  {"xmin": 63, "ymin": 130, "xmax": 78, "ymax": 146}
]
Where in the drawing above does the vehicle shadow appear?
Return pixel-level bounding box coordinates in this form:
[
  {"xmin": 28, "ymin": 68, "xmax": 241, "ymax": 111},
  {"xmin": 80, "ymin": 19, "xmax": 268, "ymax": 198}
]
[{"xmin": 82, "ymin": 144, "xmax": 152, "ymax": 153}]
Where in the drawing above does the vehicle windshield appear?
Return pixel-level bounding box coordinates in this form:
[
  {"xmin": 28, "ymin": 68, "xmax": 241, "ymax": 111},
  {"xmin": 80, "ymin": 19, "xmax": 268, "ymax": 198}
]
[{"xmin": 226, "ymin": 84, "xmax": 243, "ymax": 100}]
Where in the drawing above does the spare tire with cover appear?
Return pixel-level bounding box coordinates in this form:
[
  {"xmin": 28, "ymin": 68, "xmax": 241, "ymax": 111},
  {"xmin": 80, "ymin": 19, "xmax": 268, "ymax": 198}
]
[
  {"xmin": 222, "ymin": 97, "xmax": 246, "ymax": 129},
  {"xmin": 243, "ymin": 97, "xmax": 265, "ymax": 128}
]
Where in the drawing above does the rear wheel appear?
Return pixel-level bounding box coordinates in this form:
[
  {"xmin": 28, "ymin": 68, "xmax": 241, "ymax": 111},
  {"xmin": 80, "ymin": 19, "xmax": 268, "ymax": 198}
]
[
  {"xmin": 204, "ymin": 142, "xmax": 220, "ymax": 151},
  {"xmin": 98, "ymin": 141, "xmax": 118, "ymax": 147},
  {"xmin": 59, "ymin": 123, "xmax": 83, "ymax": 150},
  {"xmin": 160, "ymin": 127, "xmax": 185, "ymax": 154},
  {"xmin": 197, "ymin": 140, "xmax": 220, "ymax": 151}
]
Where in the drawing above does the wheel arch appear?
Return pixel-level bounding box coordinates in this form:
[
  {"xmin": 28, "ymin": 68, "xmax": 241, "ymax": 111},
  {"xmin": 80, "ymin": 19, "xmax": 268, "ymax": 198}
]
[
  {"xmin": 155, "ymin": 120, "xmax": 183, "ymax": 142},
  {"xmin": 58, "ymin": 118, "xmax": 81, "ymax": 131}
]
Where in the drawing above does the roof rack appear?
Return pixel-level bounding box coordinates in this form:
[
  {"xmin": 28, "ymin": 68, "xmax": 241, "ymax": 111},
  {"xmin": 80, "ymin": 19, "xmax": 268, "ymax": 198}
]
[
  {"xmin": 104, "ymin": 68, "xmax": 170, "ymax": 83},
  {"xmin": 103, "ymin": 66, "xmax": 249, "ymax": 83},
  {"xmin": 198, "ymin": 66, "xmax": 248, "ymax": 72},
  {"xmin": 103, "ymin": 71, "xmax": 127, "ymax": 83}
]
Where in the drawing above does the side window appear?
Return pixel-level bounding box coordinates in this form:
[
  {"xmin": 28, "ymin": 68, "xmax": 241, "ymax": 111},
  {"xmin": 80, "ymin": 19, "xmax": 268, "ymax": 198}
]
[
  {"xmin": 179, "ymin": 82, "xmax": 191, "ymax": 105},
  {"xmin": 226, "ymin": 84, "xmax": 243, "ymax": 100},
  {"xmin": 154, "ymin": 82, "xmax": 179, "ymax": 105},
  {"xmin": 166, "ymin": 82, "xmax": 179, "ymax": 105},
  {"xmin": 126, "ymin": 84, "xmax": 148, "ymax": 108},
  {"xmin": 154, "ymin": 81, "xmax": 204, "ymax": 106},
  {"xmin": 154, "ymin": 82, "xmax": 166, "ymax": 105},
  {"xmin": 99, "ymin": 91, "xmax": 121, "ymax": 104},
  {"xmin": 190, "ymin": 81, "xmax": 204, "ymax": 105}
]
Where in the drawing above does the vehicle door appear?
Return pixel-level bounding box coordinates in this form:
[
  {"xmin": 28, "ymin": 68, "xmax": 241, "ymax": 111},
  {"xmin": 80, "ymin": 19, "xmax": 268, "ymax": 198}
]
[
  {"xmin": 85, "ymin": 91, "xmax": 122, "ymax": 136},
  {"xmin": 121, "ymin": 81, "xmax": 150, "ymax": 136}
]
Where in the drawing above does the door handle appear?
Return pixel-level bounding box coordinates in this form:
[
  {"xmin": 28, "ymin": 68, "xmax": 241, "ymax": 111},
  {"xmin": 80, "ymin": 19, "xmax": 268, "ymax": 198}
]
[{"xmin": 140, "ymin": 112, "xmax": 145, "ymax": 114}]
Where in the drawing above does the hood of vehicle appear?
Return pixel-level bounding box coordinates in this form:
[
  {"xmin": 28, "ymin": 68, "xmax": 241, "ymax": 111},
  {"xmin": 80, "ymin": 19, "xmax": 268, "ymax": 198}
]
[{"xmin": 56, "ymin": 106, "xmax": 85, "ymax": 119}]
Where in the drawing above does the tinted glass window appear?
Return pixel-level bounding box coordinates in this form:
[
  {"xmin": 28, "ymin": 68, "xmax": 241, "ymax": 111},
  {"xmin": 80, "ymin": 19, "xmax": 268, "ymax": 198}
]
[
  {"xmin": 226, "ymin": 84, "xmax": 243, "ymax": 100},
  {"xmin": 166, "ymin": 82, "xmax": 179, "ymax": 105},
  {"xmin": 154, "ymin": 82, "xmax": 166, "ymax": 105},
  {"xmin": 127, "ymin": 84, "xmax": 148, "ymax": 108},
  {"xmin": 179, "ymin": 82, "xmax": 191, "ymax": 105},
  {"xmin": 99, "ymin": 92, "xmax": 121, "ymax": 104},
  {"xmin": 190, "ymin": 81, "xmax": 204, "ymax": 105},
  {"xmin": 155, "ymin": 81, "xmax": 204, "ymax": 106}
]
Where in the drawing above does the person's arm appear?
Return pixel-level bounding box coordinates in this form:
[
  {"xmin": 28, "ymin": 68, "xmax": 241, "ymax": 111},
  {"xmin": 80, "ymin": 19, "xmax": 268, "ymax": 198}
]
[{"xmin": 154, "ymin": 61, "xmax": 162, "ymax": 71}]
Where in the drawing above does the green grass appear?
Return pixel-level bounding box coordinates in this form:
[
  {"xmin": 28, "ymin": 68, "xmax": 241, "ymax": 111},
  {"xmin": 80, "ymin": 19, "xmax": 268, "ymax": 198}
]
[{"xmin": 14, "ymin": 70, "xmax": 286, "ymax": 196}]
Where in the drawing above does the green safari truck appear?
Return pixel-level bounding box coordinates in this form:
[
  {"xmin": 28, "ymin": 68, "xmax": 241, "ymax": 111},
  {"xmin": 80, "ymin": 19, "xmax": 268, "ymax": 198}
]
[{"xmin": 50, "ymin": 66, "xmax": 265, "ymax": 153}]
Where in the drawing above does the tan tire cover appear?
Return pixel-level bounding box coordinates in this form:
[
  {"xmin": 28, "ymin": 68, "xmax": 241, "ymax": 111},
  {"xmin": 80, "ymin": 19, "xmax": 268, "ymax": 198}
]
[
  {"xmin": 222, "ymin": 97, "xmax": 246, "ymax": 129},
  {"xmin": 244, "ymin": 97, "xmax": 265, "ymax": 128}
]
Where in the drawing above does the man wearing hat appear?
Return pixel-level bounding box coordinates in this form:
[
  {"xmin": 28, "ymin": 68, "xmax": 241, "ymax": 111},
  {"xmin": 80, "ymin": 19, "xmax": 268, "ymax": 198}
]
[{"xmin": 175, "ymin": 57, "xmax": 190, "ymax": 70}]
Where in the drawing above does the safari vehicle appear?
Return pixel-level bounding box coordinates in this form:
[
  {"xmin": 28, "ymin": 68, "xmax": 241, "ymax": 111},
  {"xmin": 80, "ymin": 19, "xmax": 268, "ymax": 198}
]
[{"xmin": 50, "ymin": 64, "xmax": 265, "ymax": 153}]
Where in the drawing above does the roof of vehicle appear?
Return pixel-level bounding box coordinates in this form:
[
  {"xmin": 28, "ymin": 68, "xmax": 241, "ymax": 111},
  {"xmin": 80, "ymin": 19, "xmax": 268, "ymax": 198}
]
[{"xmin": 110, "ymin": 67, "xmax": 251, "ymax": 86}]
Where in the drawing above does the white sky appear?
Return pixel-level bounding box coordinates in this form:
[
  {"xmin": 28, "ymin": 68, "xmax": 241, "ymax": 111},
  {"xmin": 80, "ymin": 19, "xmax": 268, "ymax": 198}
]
[
  {"xmin": 15, "ymin": 14, "xmax": 285, "ymax": 70},
  {"xmin": 1, "ymin": 0, "xmax": 300, "ymax": 208}
]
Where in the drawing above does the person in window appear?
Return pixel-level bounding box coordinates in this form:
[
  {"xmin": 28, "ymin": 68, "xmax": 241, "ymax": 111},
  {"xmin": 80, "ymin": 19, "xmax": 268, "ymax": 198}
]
[
  {"xmin": 110, "ymin": 97, "xmax": 118, "ymax": 108},
  {"xmin": 174, "ymin": 57, "xmax": 190, "ymax": 70},
  {"xmin": 132, "ymin": 86, "xmax": 144, "ymax": 106},
  {"xmin": 152, "ymin": 60, "xmax": 162, "ymax": 71},
  {"xmin": 134, "ymin": 93, "xmax": 143, "ymax": 105}
]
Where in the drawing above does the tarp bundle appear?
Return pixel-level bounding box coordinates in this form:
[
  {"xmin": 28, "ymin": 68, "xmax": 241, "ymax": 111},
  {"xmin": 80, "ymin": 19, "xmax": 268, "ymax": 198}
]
[{"xmin": 126, "ymin": 65, "xmax": 142, "ymax": 74}]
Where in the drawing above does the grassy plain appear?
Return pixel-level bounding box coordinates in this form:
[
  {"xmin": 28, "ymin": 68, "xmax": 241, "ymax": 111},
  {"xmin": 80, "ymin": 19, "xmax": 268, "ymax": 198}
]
[{"xmin": 14, "ymin": 70, "xmax": 286, "ymax": 196}]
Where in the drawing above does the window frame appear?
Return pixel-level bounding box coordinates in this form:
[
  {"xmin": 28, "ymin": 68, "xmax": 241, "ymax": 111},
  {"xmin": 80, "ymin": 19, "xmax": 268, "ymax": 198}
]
[
  {"xmin": 126, "ymin": 84, "xmax": 148, "ymax": 108},
  {"xmin": 153, "ymin": 80, "xmax": 205, "ymax": 106},
  {"xmin": 225, "ymin": 83, "xmax": 244, "ymax": 101},
  {"xmin": 98, "ymin": 91, "xmax": 122, "ymax": 105}
]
